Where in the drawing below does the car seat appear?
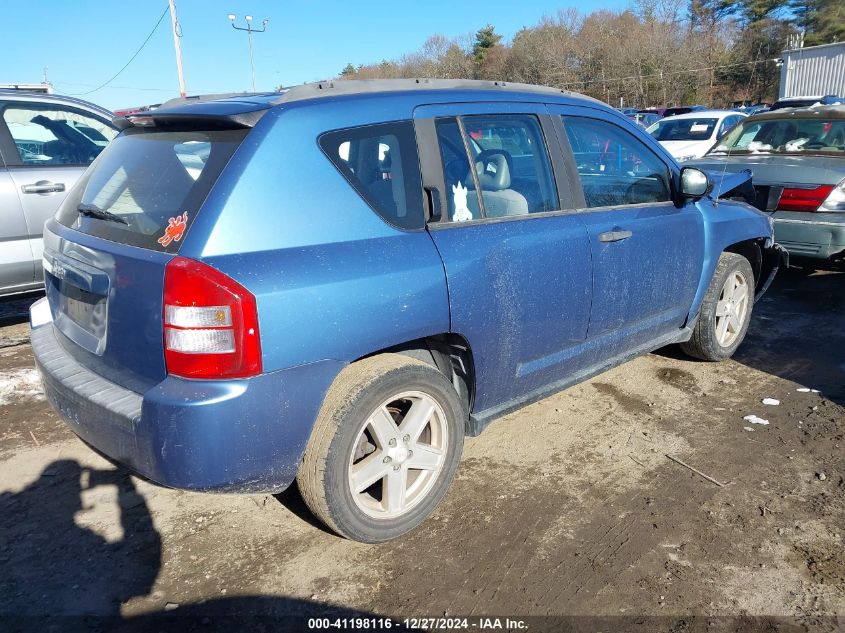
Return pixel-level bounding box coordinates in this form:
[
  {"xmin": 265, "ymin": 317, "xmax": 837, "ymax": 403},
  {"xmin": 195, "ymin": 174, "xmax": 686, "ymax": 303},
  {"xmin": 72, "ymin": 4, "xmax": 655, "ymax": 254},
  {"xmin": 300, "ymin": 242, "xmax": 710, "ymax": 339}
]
[{"xmin": 465, "ymin": 150, "xmax": 528, "ymax": 218}]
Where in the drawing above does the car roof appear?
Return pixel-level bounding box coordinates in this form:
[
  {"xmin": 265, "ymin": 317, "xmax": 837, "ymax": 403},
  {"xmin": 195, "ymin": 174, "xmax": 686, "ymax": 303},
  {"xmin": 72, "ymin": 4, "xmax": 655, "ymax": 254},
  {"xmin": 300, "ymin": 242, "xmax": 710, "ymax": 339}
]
[
  {"xmin": 148, "ymin": 79, "xmax": 602, "ymax": 122},
  {"xmin": 657, "ymin": 110, "xmax": 740, "ymax": 120},
  {"xmin": 0, "ymin": 89, "xmax": 114, "ymax": 120},
  {"xmin": 277, "ymin": 78, "xmax": 597, "ymax": 105},
  {"xmin": 747, "ymin": 104, "xmax": 845, "ymax": 121}
]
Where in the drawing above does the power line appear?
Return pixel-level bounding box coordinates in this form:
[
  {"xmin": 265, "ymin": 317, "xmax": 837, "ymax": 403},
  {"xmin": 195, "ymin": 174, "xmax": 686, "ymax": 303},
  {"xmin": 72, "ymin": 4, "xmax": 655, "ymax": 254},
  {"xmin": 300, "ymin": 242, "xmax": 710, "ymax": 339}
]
[
  {"xmin": 69, "ymin": 5, "xmax": 169, "ymax": 96},
  {"xmin": 57, "ymin": 81, "xmax": 174, "ymax": 92}
]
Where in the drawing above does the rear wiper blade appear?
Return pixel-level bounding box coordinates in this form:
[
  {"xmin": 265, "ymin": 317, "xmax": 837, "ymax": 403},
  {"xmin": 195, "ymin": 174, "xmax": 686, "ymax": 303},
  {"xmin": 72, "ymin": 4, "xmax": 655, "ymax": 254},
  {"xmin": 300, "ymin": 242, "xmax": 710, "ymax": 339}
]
[{"xmin": 77, "ymin": 203, "xmax": 128, "ymax": 225}]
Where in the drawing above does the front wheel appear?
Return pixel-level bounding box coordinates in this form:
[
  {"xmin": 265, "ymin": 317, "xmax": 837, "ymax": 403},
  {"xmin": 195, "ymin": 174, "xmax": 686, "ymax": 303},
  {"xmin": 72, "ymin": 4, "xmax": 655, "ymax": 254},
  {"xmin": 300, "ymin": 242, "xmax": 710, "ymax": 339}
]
[
  {"xmin": 297, "ymin": 354, "xmax": 465, "ymax": 543},
  {"xmin": 681, "ymin": 252, "xmax": 755, "ymax": 361}
]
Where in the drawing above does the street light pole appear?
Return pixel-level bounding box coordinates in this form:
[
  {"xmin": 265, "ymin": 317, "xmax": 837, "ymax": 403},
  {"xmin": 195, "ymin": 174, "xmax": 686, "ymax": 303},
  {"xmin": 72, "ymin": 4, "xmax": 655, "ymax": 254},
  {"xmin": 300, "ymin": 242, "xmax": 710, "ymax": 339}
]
[
  {"xmin": 227, "ymin": 14, "xmax": 268, "ymax": 92},
  {"xmin": 169, "ymin": 0, "xmax": 187, "ymax": 97}
]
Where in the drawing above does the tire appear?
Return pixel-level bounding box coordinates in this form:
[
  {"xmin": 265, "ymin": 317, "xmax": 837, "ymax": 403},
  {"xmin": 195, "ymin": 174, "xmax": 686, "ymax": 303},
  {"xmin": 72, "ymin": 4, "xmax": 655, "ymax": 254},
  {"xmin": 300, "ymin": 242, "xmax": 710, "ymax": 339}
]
[
  {"xmin": 296, "ymin": 353, "xmax": 465, "ymax": 543},
  {"xmin": 680, "ymin": 252, "xmax": 755, "ymax": 361}
]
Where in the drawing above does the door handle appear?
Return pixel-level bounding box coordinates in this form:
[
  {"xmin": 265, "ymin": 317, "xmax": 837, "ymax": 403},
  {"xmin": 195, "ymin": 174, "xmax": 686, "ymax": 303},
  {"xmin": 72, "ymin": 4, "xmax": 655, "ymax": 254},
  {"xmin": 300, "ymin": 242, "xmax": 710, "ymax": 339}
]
[
  {"xmin": 22, "ymin": 181, "xmax": 65, "ymax": 194},
  {"xmin": 598, "ymin": 229, "xmax": 633, "ymax": 243}
]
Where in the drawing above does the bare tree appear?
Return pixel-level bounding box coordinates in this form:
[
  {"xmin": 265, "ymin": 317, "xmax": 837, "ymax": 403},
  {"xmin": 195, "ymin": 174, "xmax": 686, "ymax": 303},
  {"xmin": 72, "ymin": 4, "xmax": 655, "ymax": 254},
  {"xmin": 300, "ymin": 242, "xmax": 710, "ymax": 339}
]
[{"xmin": 337, "ymin": 0, "xmax": 801, "ymax": 107}]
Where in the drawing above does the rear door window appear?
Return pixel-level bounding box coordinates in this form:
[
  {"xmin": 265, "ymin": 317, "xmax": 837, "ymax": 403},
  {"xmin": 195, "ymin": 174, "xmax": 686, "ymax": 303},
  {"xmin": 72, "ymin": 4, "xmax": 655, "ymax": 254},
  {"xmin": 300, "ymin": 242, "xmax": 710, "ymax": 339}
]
[
  {"xmin": 319, "ymin": 121, "xmax": 424, "ymax": 230},
  {"xmin": 435, "ymin": 114, "xmax": 559, "ymax": 222},
  {"xmin": 2, "ymin": 103, "xmax": 117, "ymax": 166},
  {"xmin": 56, "ymin": 127, "xmax": 247, "ymax": 251}
]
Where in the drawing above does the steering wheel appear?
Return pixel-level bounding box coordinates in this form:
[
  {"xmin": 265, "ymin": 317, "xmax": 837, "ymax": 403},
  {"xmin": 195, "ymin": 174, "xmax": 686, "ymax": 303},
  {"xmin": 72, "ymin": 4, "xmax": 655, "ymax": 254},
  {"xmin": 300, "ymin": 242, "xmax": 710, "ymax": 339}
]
[{"xmin": 440, "ymin": 136, "xmax": 471, "ymax": 184}]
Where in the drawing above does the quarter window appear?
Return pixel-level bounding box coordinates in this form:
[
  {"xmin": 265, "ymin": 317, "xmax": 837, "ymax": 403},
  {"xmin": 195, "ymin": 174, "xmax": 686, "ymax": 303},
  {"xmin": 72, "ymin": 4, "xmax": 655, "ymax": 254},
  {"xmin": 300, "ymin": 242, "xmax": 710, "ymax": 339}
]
[
  {"xmin": 319, "ymin": 121, "xmax": 424, "ymax": 230},
  {"xmin": 563, "ymin": 117, "xmax": 671, "ymax": 208},
  {"xmin": 2, "ymin": 104, "xmax": 116, "ymax": 166},
  {"xmin": 435, "ymin": 114, "xmax": 558, "ymax": 222}
]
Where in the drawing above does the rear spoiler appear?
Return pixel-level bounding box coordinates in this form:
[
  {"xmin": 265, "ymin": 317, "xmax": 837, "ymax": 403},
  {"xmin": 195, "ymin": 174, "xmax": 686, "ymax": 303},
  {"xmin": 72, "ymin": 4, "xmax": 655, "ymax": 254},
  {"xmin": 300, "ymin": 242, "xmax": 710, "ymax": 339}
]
[{"xmin": 113, "ymin": 103, "xmax": 271, "ymax": 131}]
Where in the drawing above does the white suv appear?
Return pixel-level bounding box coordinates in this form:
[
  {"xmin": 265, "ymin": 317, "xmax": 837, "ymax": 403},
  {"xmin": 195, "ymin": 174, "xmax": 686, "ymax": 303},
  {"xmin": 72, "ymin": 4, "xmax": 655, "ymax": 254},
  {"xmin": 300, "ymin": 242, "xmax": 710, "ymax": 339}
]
[{"xmin": 647, "ymin": 110, "xmax": 746, "ymax": 162}]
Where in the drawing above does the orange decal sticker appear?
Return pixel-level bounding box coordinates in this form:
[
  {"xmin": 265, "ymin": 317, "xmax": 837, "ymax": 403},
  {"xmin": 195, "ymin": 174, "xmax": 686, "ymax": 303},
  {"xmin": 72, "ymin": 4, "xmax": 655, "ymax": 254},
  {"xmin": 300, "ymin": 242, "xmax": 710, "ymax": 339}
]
[{"xmin": 157, "ymin": 212, "xmax": 189, "ymax": 247}]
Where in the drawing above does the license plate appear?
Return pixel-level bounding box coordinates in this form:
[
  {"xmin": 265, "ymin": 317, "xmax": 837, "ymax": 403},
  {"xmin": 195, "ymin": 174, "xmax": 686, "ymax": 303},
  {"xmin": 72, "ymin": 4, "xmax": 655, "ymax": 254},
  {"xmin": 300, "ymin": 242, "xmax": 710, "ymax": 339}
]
[{"xmin": 65, "ymin": 295, "xmax": 96, "ymax": 327}]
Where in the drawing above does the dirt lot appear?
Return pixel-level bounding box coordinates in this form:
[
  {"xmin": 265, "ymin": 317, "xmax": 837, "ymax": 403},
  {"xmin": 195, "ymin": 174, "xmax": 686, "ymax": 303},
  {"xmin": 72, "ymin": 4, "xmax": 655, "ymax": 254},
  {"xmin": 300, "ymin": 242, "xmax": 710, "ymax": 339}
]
[{"xmin": 0, "ymin": 271, "xmax": 843, "ymax": 632}]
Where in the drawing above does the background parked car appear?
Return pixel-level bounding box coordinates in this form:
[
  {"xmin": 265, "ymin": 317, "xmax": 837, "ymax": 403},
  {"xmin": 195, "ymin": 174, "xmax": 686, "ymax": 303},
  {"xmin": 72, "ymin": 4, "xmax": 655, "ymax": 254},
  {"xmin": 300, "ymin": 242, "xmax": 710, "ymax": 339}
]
[
  {"xmin": 0, "ymin": 90, "xmax": 117, "ymax": 297},
  {"xmin": 627, "ymin": 111, "xmax": 661, "ymax": 128},
  {"xmin": 663, "ymin": 105, "xmax": 708, "ymax": 117},
  {"xmin": 734, "ymin": 104, "xmax": 770, "ymax": 115},
  {"xmin": 647, "ymin": 110, "xmax": 747, "ymax": 161},
  {"xmin": 688, "ymin": 105, "xmax": 845, "ymax": 264},
  {"xmin": 769, "ymin": 95, "xmax": 844, "ymax": 111}
]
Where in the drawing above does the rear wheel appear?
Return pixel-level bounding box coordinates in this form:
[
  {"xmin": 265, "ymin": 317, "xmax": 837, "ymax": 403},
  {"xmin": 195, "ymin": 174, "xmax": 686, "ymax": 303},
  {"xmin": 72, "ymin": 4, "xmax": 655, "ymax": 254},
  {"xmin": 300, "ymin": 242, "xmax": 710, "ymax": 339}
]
[
  {"xmin": 681, "ymin": 252, "xmax": 754, "ymax": 361},
  {"xmin": 297, "ymin": 354, "xmax": 465, "ymax": 543}
]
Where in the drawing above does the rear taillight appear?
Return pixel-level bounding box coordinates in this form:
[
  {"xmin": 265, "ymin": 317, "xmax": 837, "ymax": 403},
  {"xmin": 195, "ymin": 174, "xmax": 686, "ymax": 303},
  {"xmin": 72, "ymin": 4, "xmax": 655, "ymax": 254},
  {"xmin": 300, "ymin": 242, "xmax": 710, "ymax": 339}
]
[
  {"xmin": 818, "ymin": 179, "xmax": 845, "ymax": 212},
  {"xmin": 163, "ymin": 256, "xmax": 262, "ymax": 379},
  {"xmin": 776, "ymin": 185, "xmax": 835, "ymax": 212}
]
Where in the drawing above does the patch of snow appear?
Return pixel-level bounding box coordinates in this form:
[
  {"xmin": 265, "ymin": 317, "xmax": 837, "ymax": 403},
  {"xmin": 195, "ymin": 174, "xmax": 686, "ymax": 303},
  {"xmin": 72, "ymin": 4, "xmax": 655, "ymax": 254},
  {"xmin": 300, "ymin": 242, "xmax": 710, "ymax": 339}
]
[
  {"xmin": 796, "ymin": 388, "xmax": 819, "ymax": 393},
  {"xmin": 762, "ymin": 398, "xmax": 780, "ymax": 406},
  {"xmin": 743, "ymin": 414, "xmax": 769, "ymax": 426},
  {"xmin": 0, "ymin": 368, "xmax": 45, "ymax": 406}
]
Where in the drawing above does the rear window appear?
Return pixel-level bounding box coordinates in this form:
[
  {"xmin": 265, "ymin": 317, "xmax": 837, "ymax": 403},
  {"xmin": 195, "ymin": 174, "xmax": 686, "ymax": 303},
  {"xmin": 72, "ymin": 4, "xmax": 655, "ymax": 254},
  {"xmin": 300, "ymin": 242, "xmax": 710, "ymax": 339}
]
[
  {"xmin": 56, "ymin": 127, "xmax": 247, "ymax": 251},
  {"xmin": 649, "ymin": 117, "xmax": 718, "ymax": 141},
  {"xmin": 711, "ymin": 117, "xmax": 845, "ymax": 155}
]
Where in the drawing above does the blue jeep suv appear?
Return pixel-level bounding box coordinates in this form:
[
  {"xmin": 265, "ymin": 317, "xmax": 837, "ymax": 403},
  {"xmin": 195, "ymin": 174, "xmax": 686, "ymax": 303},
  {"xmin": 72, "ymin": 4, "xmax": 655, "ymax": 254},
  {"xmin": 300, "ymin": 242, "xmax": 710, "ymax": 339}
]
[{"xmin": 30, "ymin": 80, "xmax": 784, "ymax": 542}]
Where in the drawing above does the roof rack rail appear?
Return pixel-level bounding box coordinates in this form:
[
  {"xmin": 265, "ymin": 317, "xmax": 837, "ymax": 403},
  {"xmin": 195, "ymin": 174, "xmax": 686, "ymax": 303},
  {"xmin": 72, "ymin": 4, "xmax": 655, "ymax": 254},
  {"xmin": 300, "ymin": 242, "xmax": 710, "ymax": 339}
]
[{"xmin": 271, "ymin": 78, "xmax": 594, "ymax": 105}]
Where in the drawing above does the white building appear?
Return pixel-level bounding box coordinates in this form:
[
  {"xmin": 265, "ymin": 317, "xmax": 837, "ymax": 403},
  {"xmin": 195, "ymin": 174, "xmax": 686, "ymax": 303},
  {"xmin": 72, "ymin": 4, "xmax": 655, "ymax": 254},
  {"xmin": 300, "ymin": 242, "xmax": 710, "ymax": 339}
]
[{"xmin": 779, "ymin": 41, "xmax": 845, "ymax": 99}]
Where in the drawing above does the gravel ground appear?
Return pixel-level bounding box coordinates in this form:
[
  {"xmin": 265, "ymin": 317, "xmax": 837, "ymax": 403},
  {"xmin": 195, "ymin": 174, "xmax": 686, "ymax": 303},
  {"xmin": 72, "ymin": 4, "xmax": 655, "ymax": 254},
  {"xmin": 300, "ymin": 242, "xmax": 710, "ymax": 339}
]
[{"xmin": 0, "ymin": 271, "xmax": 843, "ymax": 632}]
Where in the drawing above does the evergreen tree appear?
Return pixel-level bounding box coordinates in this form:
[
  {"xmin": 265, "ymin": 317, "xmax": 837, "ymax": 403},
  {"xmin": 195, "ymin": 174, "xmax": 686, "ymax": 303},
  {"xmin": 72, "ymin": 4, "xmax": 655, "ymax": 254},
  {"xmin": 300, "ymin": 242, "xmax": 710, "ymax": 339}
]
[
  {"xmin": 791, "ymin": 0, "xmax": 845, "ymax": 45},
  {"xmin": 689, "ymin": 0, "xmax": 737, "ymax": 29},
  {"xmin": 472, "ymin": 24, "xmax": 502, "ymax": 64}
]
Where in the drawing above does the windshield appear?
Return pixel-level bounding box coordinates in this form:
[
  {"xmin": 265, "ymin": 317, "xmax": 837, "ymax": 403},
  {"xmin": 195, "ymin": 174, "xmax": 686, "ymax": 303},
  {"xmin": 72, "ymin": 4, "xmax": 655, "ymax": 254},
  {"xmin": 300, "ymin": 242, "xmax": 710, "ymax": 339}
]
[
  {"xmin": 709, "ymin": 117, "xmax": 845, "ymax": 155},
  {"xmin": 648, "ymin": 117, "xmax": 718, "ymax": 142},
  {"xmin": 56, "ymin": 127, "xmax": 247, "ymax": 251}
]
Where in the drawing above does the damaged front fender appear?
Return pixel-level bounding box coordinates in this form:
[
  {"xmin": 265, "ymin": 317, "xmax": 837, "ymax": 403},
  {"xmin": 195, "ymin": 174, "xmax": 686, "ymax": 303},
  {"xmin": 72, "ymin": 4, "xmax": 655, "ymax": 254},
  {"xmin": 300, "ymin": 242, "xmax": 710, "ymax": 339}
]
[{"xmin": 708, "ymin": 168, "xmax": 756, "ymax": 205}]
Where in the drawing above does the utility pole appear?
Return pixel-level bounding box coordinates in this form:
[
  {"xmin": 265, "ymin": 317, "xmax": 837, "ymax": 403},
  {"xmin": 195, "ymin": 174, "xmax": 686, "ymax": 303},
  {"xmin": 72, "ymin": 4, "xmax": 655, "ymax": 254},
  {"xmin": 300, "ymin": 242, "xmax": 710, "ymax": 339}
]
[
  {"xmin": 169, "ymin": 0, "xmax": 187, "ymax": 97},
  {"xmin": 228, "ymin": 14, "xmax": 269, "ymax": 92}
]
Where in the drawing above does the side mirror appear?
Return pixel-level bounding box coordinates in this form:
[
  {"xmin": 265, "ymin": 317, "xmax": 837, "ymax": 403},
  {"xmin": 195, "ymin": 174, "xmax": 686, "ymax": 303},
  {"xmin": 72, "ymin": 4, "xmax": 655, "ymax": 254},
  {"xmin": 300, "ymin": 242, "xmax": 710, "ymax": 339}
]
[{"xmin": 679, "ymin": 167, "xmax": 710, "ymax": 199}]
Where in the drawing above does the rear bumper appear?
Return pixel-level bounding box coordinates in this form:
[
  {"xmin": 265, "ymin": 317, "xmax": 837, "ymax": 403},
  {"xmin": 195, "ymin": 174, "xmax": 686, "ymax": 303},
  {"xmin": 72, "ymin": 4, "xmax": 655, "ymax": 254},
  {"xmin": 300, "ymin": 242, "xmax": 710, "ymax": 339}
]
[
  {"xmin": 773, "ymin": 215, "xmax": 845, "ymax": 261},
  {"xmin": 31, "ymin": 304, "xmax": 343, "ymax": 493}
]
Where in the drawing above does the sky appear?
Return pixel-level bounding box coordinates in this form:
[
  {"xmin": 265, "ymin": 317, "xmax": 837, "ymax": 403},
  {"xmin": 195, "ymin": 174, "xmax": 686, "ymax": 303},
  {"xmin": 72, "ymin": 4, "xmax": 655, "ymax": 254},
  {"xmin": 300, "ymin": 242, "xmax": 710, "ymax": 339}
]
[{"xmin": 2, "ymin": 0, "xmax": 629, "ymax": 111}]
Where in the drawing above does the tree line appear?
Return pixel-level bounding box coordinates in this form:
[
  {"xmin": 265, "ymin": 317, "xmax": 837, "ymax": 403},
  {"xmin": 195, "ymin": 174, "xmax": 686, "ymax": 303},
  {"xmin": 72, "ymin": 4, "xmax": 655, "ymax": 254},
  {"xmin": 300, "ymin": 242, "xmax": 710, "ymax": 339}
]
[{"xmin": 336, "ymin": 0, "xmax": 844, "ymax": 108}]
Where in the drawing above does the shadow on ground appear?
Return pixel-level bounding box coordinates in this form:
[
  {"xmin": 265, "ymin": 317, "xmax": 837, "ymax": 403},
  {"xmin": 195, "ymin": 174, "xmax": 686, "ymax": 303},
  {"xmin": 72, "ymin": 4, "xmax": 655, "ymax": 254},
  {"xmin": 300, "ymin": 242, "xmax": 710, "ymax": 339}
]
[
  {"xmin": 0, "ymin": 459, "xmax": 392, "ymax": 633},
  {"xmin": 0, "ymin": 460, "xmax": 160, "ymax": 619},
  {"xmin": 734, "ymin": 269, "xmax": 845, "ymax": 406}
]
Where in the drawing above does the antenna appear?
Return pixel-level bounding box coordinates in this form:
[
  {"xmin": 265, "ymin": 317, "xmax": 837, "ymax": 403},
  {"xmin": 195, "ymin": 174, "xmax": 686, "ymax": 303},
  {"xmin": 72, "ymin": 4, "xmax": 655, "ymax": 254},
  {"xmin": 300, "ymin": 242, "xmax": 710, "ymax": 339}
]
[{"xmin": 714, "ymin": 117, "xmax": 734, "ymax": 207}]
